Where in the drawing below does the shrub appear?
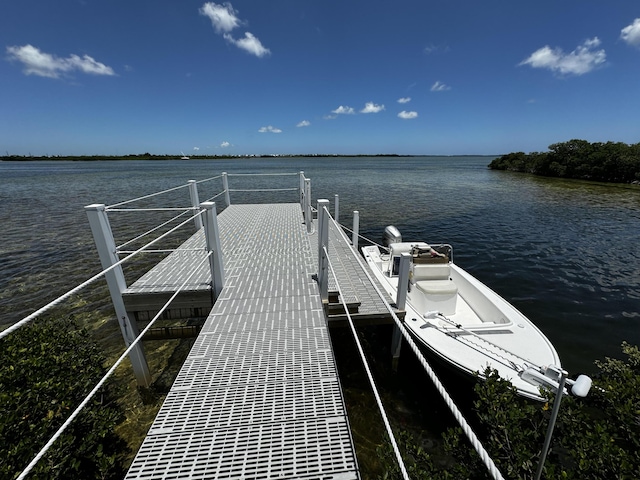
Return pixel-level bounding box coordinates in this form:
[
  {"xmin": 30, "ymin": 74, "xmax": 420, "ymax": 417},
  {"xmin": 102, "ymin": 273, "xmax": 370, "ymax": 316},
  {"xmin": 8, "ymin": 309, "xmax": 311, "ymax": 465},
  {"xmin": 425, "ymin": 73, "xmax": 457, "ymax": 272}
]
[{"xmin": 0, "ymin": 317, "xmax": 129, "ymax": 479}]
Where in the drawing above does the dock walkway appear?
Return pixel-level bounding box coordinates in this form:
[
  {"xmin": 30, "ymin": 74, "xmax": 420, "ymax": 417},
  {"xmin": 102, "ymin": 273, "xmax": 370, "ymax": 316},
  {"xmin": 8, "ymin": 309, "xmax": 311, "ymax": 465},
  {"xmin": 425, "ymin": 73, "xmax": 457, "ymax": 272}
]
[{"xmin": 125, "ymin": 204, "xmax": 360, "ymax": 479}]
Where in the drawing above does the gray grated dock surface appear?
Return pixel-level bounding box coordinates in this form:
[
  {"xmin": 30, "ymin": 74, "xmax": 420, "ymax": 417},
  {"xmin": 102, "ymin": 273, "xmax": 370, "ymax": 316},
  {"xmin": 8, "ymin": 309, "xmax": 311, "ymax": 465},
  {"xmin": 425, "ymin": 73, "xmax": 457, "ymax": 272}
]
[{"xmin": 126, "ymin": 204, "xmax": 359, "ymax": 480}]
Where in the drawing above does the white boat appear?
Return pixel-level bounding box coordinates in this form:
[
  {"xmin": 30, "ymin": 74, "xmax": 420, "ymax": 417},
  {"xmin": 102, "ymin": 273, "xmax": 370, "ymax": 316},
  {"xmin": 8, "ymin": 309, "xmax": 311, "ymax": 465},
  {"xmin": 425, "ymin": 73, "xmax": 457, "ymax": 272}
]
[
  {"xmin": 180, "ymin": 151, "xmax": 190, "ymax": 160},
  {"xmin": 362, "ymin": 226, "xmax": 591, "ymax": 401}
]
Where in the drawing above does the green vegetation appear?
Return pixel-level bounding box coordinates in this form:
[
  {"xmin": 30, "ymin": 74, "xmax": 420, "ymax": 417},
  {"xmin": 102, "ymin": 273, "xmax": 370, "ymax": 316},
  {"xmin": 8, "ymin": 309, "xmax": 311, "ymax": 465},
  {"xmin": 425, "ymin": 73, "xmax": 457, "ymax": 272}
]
[
  {"xmin": 378, "ymin": 342, "xmax": 640, "ymax": 479},
  {"xmin": 0, "ymin": 317, "xmax": 129, "ymax": 479},
  {"xmin": 489, "ymin": 139, "xmax": 640, "ymax": 183}
]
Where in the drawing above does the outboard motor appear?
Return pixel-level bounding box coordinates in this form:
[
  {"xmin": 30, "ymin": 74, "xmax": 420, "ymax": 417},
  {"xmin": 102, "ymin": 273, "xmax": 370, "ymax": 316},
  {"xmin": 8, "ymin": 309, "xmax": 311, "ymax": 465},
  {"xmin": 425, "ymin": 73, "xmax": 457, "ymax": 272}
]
[{"xmin": 383, "ymin": 225, "xmax": 402, "ymax": 247}]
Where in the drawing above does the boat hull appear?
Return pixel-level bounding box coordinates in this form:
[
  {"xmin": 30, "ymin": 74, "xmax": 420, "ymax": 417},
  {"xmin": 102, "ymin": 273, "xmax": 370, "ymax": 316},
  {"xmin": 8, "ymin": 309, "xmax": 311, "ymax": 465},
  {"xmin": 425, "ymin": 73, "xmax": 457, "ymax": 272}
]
[{"xmin": 362, "ymin": 244, "xmax": 561, "ymax": 401}]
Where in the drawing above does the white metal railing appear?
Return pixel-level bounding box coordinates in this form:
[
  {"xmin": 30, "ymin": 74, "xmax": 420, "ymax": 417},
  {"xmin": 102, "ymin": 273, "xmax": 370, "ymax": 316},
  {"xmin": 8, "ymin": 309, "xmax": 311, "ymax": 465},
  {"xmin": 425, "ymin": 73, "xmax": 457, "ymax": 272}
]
[
  {"xmin": 316, "ymin": 203, "xmax": 506, "ymax": 480},
  {"xmin": 4, "ymin": 172, "xmax": 307, "ymax": 479}
]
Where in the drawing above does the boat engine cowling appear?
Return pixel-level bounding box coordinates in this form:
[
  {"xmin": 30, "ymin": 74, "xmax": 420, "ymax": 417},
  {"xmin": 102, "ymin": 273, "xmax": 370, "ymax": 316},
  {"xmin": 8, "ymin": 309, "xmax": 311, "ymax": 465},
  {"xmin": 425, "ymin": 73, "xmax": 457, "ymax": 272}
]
[{"xmin": 383, "ymin": 225, "xmax": 402, "ymax": 247}]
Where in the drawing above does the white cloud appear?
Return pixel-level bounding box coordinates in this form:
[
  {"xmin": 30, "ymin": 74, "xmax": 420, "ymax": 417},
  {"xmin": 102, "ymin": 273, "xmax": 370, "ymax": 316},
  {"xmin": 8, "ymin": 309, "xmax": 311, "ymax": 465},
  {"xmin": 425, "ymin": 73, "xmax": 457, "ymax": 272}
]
[
  {"xmin": 6, "ymin": 44, "xmax": 115, "ymax": 78},
  {"xmin": 193, "ymin": 146, "xmax": 200, "ymax": 151},
  {"xmin": 397, "ymin": 97, "xmax": 411, "ymax": 104},
  {"xmin": 519, "ymin": 37, "xmax": 606, "ymax": 76},
  {"xmin": 360, "ymin": 102, "xmax": 385, "ymax": 113},
  {"xmin": 220, "ymin": 141, "xmax": 230, "ymax": 147},
  {"xmin": 424, "ymin": 44, "xmax": 449, "ymax": 55},
  {"xmin": 621, "ymin": 18, "xmax": 640, "ymax": 47},
  {"xmin": 200, "ymin": 2, "xmax": 270, "ymax": 58},
  {"xmin": 258, "ymin": 125, "xmax": 282, "ymax": 133},
  {"xmin": 224, "ymin": 32, "xmax": 270, "ymax": 57},
  {"xmin": 332, "ymin": 105, "xmax": 355, "ymax": 115},
  {"xmin": 297, "ymin": 120, "xmax": 310, "ymax": 127},
  {"xmin": 398, "ymin": 111, "xmax": 418, "ymax": 119},
  {"xmin": 431, "ymin": 81, "xmax": 451, "ymax": 92},
  {"xmin": 199, "ymin": 2, "xmax": 241, "ymax": 34}
]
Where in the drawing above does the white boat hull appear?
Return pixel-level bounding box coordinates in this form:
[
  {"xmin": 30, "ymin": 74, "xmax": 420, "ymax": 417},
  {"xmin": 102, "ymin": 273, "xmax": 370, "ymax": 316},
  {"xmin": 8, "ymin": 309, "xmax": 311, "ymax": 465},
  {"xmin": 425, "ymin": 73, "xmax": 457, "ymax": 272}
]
[{"xmin": 362, "ymin": 243, "xmax": 561, "ymax": 401}]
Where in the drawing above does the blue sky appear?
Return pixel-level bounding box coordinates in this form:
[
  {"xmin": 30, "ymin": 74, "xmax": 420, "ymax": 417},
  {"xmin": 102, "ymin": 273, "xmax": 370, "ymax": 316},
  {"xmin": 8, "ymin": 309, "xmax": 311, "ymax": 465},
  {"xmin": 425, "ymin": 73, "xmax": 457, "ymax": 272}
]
[{"xmin": 2, "ymin": 1, "xmax": 639, "ymax": 156}]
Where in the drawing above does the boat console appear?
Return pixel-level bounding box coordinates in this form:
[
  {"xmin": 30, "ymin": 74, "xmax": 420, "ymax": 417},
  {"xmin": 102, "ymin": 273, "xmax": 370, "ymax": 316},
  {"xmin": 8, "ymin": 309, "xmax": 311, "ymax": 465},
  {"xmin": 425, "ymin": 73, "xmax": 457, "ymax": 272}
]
[{"xmin": 387, "ymin": 242, "xmax": 458, "ymax": 315}]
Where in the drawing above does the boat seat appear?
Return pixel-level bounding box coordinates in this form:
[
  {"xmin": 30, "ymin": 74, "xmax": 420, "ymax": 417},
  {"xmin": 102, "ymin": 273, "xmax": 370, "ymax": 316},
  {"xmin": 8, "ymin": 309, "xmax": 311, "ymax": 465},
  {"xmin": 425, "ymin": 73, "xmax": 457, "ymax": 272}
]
[
  {"xmin": 415, "ymin": 279, "xmax": 458, "ymax": 296},
  {"xmin": 410, "ymin": 262, "xmax": 458, "ymax": 315},
  {"xmin": 412, "ymin": 263, "xmax": 450, "ymax": 281}
]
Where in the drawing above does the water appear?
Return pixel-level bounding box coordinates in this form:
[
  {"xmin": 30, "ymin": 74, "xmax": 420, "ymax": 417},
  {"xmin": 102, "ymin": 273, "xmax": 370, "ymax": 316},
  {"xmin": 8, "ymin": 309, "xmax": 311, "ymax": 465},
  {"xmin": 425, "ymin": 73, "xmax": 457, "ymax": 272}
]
[{"xmin": 1, "ymin": 157, "xmax": 639, "ymax": 374}]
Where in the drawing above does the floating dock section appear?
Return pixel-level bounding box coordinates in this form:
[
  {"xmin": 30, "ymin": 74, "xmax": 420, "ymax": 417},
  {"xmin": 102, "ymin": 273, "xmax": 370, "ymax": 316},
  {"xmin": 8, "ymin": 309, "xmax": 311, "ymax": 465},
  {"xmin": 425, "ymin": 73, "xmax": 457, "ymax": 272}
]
[{"xmin": 125, "ymin": 203, "xmax": 362, "ymax": 479}]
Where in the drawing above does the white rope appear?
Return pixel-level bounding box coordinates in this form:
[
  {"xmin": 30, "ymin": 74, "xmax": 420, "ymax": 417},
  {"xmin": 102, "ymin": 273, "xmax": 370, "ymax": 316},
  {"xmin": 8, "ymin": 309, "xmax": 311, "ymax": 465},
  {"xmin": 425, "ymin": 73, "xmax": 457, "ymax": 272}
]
[
  {"xmin": 107, "ymin": 207, "xmax": 193, "ymax": 212},
  {"xmin": 195, "ymin": 174, "xmax": 222, "ymax": 184},
  {"xmin": 117, "ymin": 249, "xmax": 203, "ymax": 254},
  {"xmin": 117, "ymin": 208, "xmax": 194, "ymax": 251},
  {"xmin": 228, "ymin": 188, "xmax": 298, "ymax": 192},
  {"xmin": 324, "ymin": 246, "xmax": 410, "ymax": 480},
  {"xmin": 15, "ymin": 251, "xmax": 213, "ymax": 480},
  {"xmin": 0, "ymin": 209, "xmax": 204, "ymax": 341},
  {"xmin": 326, "ymin": 214, "xmax": 505, "ymax": 480},
  {"xmin": 339, "ymin": 223, "xmax": 390, "ymax": 252},
  {"xmin": 203, "ymin": 191, "xmax": 226, "ymax": 203},
  {"xmin": 227, "ymin": 172, "xmax": 298, "ymax": 177},
  {"xmin": 106, "ymin": 183, "xmax": 190, "ymax": 209}
]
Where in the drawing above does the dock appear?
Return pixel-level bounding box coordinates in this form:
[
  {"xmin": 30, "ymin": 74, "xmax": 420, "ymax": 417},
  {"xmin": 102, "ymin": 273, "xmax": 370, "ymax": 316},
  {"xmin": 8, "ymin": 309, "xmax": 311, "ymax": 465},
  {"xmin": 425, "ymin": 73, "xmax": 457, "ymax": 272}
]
[{"xmin": 124, "ymin": 202, "xmax": 394, "ymax": 479}]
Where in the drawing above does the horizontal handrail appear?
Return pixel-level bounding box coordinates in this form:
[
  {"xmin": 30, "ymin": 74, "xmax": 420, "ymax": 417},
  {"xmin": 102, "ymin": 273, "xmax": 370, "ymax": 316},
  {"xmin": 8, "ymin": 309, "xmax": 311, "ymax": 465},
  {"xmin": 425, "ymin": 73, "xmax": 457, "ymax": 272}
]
[
  {"xmin": 106, "ymin": 183, "xmax": 191, "ymax": 209},
  {"xmin": 227, "ymin": 172, "xmax": 299, "ymax": 177},
  {"xmin": 0, "ymin": 209, "xmax": 204, "ymax": 341},
  {"xmin": 228, "ymin": 187, "xmax": 298, "ymax": 192}
]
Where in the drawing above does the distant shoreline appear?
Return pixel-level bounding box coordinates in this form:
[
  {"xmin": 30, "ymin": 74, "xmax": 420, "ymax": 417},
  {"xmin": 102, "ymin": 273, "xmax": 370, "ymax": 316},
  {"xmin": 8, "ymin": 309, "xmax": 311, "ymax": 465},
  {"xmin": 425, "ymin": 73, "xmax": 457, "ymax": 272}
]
[{"xmin": 1, "ymin": 154, "xmax": 498, "ymax": 162}]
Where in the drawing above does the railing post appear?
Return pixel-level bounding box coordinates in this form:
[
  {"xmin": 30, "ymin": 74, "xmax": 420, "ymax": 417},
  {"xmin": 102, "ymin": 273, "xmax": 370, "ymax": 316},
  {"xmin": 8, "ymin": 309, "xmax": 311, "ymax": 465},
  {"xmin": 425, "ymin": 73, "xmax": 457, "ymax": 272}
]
[
  {"xmin": 352, "ymin": 210, "xmax": 359, "ymax": 249},
  {"xmin": 84, "ymin": 204, "xmax": 151, "ymax": 387},
  {"xmin": 305, "ymin": 179, "xmax": 312, "ymax": 233},
  {"xmin": 334, "ymin": 194, "xmax": 340, "ymax": 224},
  {"xmin": 299, "ymin": 171, "xmax": 304, "ymax": 208},
  {"xmin": 200, "ymin": 202, "xmax": 225, "ymax": 299},
  {"xmin": 222, "ymin": 172, "xmax": 231, "ymax": 207},
  {"xmin": 396, "ymin": 253, "xmax": 411, "ymax": 310},
  {"xmin": 391, "ymin": 252, "xmax": 411, "ymax": 370},
  {"xmin": 188, "ymin": 180, "xmax": 203, "ymax": 230},
  {"xmin": 317, "ymin": 199, "xmax": 330, "ymax": 303}
]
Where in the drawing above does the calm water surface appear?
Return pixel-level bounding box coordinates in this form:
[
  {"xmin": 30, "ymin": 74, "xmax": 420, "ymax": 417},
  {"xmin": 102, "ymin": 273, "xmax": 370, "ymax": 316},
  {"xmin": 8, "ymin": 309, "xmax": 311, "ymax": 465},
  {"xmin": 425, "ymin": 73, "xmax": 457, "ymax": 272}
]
[{"xmin": 1, "ymin": 156, "xmax": 639, "ymax": 375}]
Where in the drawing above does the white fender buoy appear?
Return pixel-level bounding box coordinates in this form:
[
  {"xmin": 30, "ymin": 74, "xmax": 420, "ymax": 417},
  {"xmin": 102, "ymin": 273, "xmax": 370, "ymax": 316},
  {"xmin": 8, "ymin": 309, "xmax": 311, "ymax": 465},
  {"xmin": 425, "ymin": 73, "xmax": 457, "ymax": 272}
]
[{"xmin": 571, "ymin": 374, "xmax": 592, "ymax": 397}]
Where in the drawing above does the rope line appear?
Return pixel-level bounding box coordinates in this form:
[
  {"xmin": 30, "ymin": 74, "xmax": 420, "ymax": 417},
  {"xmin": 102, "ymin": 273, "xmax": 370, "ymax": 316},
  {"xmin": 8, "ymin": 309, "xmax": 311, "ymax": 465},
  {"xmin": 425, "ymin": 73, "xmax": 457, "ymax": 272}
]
[
  {"xmin": 117, "ymin": 208, "xmax": 194, "ymax": 251},
  {"xmin": 203, "ymin": 191, "xmax": 226, "ymax": 203},
  {"xmin": 107, "ymin": 207, "xmax": 193, "ymax": 212},
  {"xmin": 117, "ymin": 248, "xmax": 203, "ymax": 254},
  {"xmin": 0, "ymin": 209, "xmax": 204, "ymax": 341},
  {"xmin": 15, "ymin": 251, "xmax": 213, "ymax": 480},
  {"xmin": 227, "ymin": 172, "xmax": 298, "ymax": 177},
  {"xmin": 326, "ymin": 214, "xmax": 505, "ymax": 480},
  {"xmin": 339, "ymin": 223, "xmax": 390, "ymax": 252},
  {"xmin": 195, "ymin": 174, "xmax": 222, "ymax": 184},
  {"xmin": 228, "ymin": 188, "xmax": 298, "ymax": 192},
  {"xmin": 106, "ymin": 183, "xmax": 190, "ymax": 209},
  {"xmin": 323, "ymin": 244, "xmax": 410, "ymax": 480}
]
